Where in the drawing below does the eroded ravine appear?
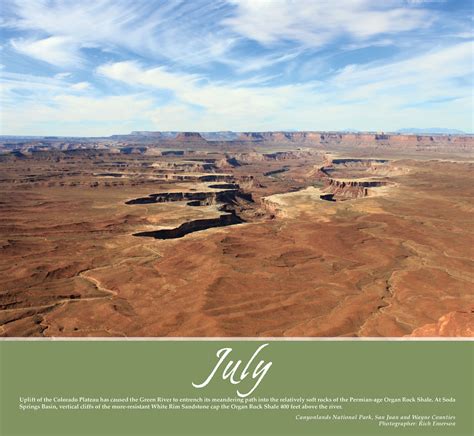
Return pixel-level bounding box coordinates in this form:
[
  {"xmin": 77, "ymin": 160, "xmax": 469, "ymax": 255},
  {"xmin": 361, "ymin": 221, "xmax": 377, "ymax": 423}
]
[{"xmin": 126, "ymin": 184, "xmax": 254, "ymax": 239}]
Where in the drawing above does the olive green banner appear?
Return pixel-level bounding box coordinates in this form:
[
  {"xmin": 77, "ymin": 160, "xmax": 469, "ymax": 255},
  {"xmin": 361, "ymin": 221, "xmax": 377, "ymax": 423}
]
[{"xmin": 0, "ymin": 341, "xmax": 472, "ymax": 436}]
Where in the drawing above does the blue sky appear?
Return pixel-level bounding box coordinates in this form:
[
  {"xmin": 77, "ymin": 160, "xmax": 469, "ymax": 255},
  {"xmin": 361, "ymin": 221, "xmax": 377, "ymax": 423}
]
[{"xmin": 0, "ymin": 0, "xmax": 472, "ymax": 135}]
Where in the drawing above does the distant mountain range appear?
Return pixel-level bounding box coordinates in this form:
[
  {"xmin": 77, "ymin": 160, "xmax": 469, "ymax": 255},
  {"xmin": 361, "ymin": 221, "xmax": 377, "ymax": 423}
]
[
  {"xmin": 338, "ymin": 128, "xmax": 467, "ymax": 134},
  {"xmin": 395, "ymin": 128, "xmax": 466, "ymax": 134}
]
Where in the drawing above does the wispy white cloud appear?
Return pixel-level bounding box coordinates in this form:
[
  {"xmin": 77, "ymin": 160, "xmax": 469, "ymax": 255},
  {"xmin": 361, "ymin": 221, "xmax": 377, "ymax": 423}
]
[
  {"xmin": 97, "ymin": 61, "xmax": 203, "ymax": 93},
  {"xmin": 331, "ymin": 41, "xmax": 473, "ymax": 105},
  {"xmin": 223, "ymin": 0, "xmax": 432, "ymax": 47},
  {"xmin": 5, "ymin": 0, "xmax": 234, "ymax": 67},
  {"xmin": 71, "ymin": 81, "xmax": 92, "ymax": 91},
  {"xmin": 97, "ymin": 60, "xmax": 313, "ymax": 121},
  {"xmin": 221, "ymin": 49, "xmax": 302, "ymax": 74},
  {"xmin": 54, "ymin": 72, "xmax": 72, "ymax": 80},
  {"xmin": 1, "ymin": 71, "xmax": 72, "ymax": 103},
  {"xmin": 11, "ymin": 36, "xmax": 82, "ymax": 67}
]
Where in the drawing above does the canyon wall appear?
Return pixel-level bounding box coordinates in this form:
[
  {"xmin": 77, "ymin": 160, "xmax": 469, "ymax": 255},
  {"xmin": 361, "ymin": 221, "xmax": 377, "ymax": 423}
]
[{"xmin": 236, "ymin": 131, "xmax": 473, "ymax": 149}]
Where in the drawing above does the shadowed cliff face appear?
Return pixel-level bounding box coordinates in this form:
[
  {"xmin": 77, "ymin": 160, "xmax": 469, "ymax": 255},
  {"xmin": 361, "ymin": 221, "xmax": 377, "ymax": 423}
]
[
  {"xmin": 125, "ymin": 189, "xmax": 252, "ymax": 207},
  {"xmin": 126, "ymin": 191, "xmax": 224, "ymax": 205},
  {"xmin": 133, "ymin": 213, "xmax": 244, "ymax": 240},
  {"xmin": 319, "ymin": 193, "xmax": 336, "ymax": 202},
  {"xmin": 330, "ymin": 158, "xmax": 389, "ymax": 165},
  {"xmin": 322, "ymin": 179, "xmax": 388, "ymax": 200},
  {"xmin": 325, "ymin": 179, "xmax": 387, "ymax": 189},
  {"xmin": 264, "ymin": 167, "xmax": 289, "ymax": 177},
  {"xmin": 317, "ymin": 158, "xmax": 392, "ymax": 200},
  {"xmin": 174, "ymin": 132, "xmax": 207, "ymax": 143}
]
